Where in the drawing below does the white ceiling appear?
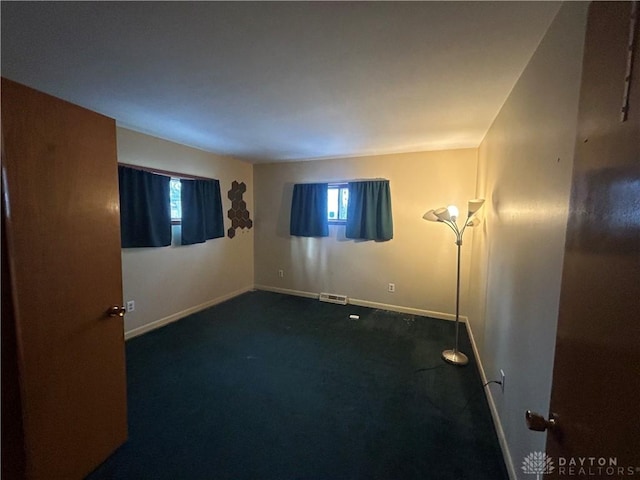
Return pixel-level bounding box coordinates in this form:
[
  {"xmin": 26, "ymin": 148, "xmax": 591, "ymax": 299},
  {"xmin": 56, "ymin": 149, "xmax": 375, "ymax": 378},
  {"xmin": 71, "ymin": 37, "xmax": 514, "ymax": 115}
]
[{"xmin": 1, "ymin": 1, "xmax": 561, "ymax": 163}]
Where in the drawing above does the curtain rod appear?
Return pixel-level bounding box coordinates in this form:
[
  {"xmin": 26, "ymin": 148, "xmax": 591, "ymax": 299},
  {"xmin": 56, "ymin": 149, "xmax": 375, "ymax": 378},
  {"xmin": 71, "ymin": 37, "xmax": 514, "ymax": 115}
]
[
  {"xmin": 324, "ymin": 178, "xmax": 389, "ymax": 185},
  {"xmin": 118, "ymin": 162, "xmax": 214, "ymax": 181}
]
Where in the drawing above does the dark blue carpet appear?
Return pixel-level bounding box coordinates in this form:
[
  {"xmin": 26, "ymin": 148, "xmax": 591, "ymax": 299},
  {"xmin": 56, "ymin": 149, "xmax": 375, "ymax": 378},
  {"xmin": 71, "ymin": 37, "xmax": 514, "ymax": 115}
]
[{"xmin": 87, "ymin": 290, "xmax": 508, "ymax": 480}]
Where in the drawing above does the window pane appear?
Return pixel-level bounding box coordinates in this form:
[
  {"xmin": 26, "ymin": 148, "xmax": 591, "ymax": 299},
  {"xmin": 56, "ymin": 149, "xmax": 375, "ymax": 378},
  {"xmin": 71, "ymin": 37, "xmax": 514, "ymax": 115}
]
[
  {"xmin": 327, "ymin": 187, "xmax": 339, "ymax": 220},
  {"xmin": 169, "ymin": 178, "xmax": 182, "ymax": 220},
  {"xmin": 327, "ymin": 184, "xmax": 348, "ymax": 222},
  {"xmin": 339, "ymin": 187, "xmax": 349, "ymax": 220}
]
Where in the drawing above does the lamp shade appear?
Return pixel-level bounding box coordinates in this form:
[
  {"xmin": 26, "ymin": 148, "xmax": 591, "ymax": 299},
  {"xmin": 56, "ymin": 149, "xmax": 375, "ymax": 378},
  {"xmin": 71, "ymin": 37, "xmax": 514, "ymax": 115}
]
[
  {"xmin": 466, "ymin": 216, "xmax": 481, "ymax": 227},
  {"xmin": 434, "ymin": 207, "xmax": 451, "ymax": 222},
  {"xmin": 422, "ymin": 209, "xmax": 439, "ymax": 222},
  {"xmin": 447, "ymin": 205, "xmax": 459, "ymax": 221},
  {"xmin": 468, "ymin": 199, "xmax": 485, "ymax": 215}
]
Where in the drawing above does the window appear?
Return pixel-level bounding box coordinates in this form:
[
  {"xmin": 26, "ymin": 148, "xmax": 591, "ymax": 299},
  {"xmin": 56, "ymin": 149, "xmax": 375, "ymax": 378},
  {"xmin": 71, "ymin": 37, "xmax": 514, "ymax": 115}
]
[
  {"xmin": 169, "ymin": 177, "xmax": 182, "ymax": 223},
  {"xmin": 327, "ymin": 184, "xmax": 348, "ymax": 222},
  {"xmin": 290, "ymin": 180, "xmax": 392, "ymax": 240},
  {"xmin": 119, "ymin": 165, "xmax": 225, "ymax": 247}
]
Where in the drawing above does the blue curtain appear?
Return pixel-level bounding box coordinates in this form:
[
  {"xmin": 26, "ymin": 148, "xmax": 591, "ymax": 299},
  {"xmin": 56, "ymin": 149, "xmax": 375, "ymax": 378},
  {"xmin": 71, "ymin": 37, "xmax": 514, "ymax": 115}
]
[
  {"xmin": 181, "ymin": 178, "xmax": 225, "ymax": 245},
  {"xmin": 118, "ymin": 166, "xmax": 171, "ymax": 248},
  {"xmin": 290, "ymin": 183, "xmax": 329, "ymax": 237},
  {"xmin": 346, "ymin": 180, "xmax": 393, "ymax": 241}
]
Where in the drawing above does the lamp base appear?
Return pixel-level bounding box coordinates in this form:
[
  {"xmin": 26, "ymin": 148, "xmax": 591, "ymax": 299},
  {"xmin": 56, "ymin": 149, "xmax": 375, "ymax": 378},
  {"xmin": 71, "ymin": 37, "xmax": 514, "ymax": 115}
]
[{"xmin": 442, "ymin": 349, "xmax": 469, "ymax": 366}]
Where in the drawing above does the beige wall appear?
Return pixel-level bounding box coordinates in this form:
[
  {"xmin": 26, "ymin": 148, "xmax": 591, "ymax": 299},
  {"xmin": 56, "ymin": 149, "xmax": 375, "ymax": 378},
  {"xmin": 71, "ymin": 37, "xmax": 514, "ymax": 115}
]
[
  {"xmin": 117, "ymin": 128, "xmax": 254, "ymax": 336},
  {"xmin": 254, "ymin": 149, "xmax": 478, "ymax": 319},
  {"xmin": 468, "ymin": 3, "xmax": 588, "ymax": 477}
]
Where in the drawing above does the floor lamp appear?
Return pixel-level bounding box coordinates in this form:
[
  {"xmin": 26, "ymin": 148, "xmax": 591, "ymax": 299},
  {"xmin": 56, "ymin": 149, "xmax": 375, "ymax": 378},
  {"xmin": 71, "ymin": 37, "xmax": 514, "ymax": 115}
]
[{"xmin": 423, "ymin": 199, "xmax": 485, "ymax": 366}]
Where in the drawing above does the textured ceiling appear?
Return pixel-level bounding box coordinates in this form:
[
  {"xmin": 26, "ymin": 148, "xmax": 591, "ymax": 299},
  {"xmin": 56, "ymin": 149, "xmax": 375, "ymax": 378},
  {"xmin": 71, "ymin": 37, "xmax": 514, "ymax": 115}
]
[{"xmin": 1, "ymin": 1, "xmax": 561, "ymax": 163}]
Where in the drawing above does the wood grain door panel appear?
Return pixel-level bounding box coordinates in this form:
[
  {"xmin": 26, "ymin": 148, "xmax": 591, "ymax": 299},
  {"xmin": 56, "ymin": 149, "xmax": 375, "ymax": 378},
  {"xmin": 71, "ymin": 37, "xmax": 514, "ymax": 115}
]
[{"xmin": 2, "ymin": 78, "xmax": 127, "ymax": 480}]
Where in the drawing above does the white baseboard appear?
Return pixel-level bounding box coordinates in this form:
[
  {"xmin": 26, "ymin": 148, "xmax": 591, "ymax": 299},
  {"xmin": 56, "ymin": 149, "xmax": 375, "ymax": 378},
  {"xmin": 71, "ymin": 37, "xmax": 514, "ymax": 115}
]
[
  {"xmin": 465, "ymin": 320, "xmax": 517, "ymax": 480},
  {"xmin": 124, "ymin": 286, "xmax": 254, "ymax": 340},
  {"xmin": 254, "ymin": 284, "xmax": 319, "ymax": 300},
  {"xmin": 253, "ymin": 284, "xmax": 467, "ymax": 322},
  {"xmin": 348, "ymin": 297, "xmax": 468, "ymax": 323}
]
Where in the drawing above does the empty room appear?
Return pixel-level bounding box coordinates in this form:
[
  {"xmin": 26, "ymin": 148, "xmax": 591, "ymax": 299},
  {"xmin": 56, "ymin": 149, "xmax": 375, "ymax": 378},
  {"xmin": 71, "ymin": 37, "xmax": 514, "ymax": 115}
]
[{"xmin": 2, "ymin": 2, "xmax": 638, "ymax": 480}]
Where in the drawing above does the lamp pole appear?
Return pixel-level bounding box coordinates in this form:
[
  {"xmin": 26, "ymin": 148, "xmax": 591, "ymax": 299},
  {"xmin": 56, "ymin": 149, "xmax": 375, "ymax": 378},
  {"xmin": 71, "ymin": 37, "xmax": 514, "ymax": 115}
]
[{"xmin": 441, "ymin": 222, "xmax": 468, "ymax": 365}]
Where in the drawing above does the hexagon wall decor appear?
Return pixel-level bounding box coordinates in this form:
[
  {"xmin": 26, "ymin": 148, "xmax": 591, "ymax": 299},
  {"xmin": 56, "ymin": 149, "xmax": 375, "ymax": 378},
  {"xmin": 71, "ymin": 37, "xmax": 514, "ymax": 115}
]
[{"xmin": 227, "ymin": 180, "xmax": 252, "ymax": 238}]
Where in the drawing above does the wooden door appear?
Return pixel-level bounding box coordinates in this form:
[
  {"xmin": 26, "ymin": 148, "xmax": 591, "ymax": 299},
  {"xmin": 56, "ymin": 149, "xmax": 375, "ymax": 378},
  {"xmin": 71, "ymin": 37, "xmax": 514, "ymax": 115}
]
[
  {"xmin": 543, "ymin": 2, "xmax": 640, "ymax": 476},
  {"xmin": 1, "ymin": 78, "xmax": 127, "ymax": 479}
]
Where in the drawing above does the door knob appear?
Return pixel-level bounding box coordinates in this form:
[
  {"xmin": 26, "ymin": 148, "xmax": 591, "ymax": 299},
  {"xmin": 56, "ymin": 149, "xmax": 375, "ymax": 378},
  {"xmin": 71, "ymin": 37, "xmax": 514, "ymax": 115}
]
[
  {"xmin": 525, "ymin": 410, "xmax": 558, "ymax": 432},
  {"xmin": 107, "ymin": 306, "xmax": 126, "ymax": 317}
]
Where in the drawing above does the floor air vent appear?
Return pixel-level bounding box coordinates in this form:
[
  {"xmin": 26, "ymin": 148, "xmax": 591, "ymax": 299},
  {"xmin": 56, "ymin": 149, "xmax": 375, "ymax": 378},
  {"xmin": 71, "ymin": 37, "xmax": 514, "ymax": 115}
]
[{"xmin": 319, "ymin": 292, "xmax": 348, "ymax": 305}]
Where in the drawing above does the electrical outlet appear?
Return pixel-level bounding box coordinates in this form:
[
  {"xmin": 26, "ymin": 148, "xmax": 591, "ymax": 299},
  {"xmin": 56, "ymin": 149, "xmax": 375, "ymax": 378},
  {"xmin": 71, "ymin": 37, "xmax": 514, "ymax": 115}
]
[
  {"xmin": 500, "ymin": 369, "xmax": 505, "ymax": 393},
  {"xmin": 278, "ymin": 269, "xmax": 284, "ymax": 278},
  {"xmin": 126, "ymin": 300, "xmax": 135, "ymax": 312},
  {"xmin": 388, "ymin": 283, "xmax": 395, "ymax": 293}
]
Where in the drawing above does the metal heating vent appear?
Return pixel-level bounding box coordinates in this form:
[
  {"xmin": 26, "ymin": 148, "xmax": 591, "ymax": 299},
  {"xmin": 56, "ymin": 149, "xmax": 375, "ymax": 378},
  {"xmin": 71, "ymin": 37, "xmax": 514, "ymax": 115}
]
[{"xmin": 318, "ymin": 292, "xmax": 348, "ymax": 305}]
